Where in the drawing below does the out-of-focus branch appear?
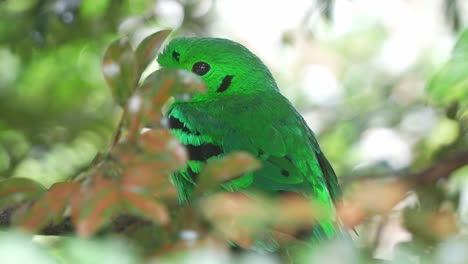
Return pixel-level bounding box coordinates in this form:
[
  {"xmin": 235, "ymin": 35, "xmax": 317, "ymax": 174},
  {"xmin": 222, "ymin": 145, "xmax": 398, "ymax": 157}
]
[
  {"xmin": 409, "ymin": 150, "xmax": 468, "ymax": 185},
  {"xmin": 0, "ymin": 206, "xmax": 149, "ymax": 236},
  {"xmin": 338, "ymin": 150, "xmax": 468, "ymax": 228},
  {"xmin": 408, "ymin": 151, "xmax": 468, "ymax": 185}
]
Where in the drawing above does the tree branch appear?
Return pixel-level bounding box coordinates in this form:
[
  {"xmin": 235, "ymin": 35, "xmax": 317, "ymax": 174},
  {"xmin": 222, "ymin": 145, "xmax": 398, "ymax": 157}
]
[
  {"xmin": 1, "ymin": 151, "xmax": 467, "ymax": 236},
  {"xmin": 409, "ymin": 150, "xmax": 468, "ymax": 185},
  {"xmin": 0, "ymin": 206, "xmax": 150, "ymax": 236}
]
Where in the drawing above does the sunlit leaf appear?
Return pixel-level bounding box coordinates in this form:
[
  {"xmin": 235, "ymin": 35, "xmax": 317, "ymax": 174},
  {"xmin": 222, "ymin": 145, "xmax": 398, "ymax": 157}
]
[
  {"xmin": 81, "ymin": 0, "xmax": 112, "ymax": 18},
  {"xmin": 102, "ymin": 38, "xmax": 139, "ymax": 107},
  {"xmin": 196, "ymin": 152, "xmax": 261, "ymax": 193},
  {"xmin": 428, "ymin": 29, "xmax": 468, "ymax": 107},
  {"xmin": 17, "ymin": 182, "xmax": 80, "ymax": 232},
  {"xmin": 0, "ymin": 178, "xmax": 45, "ymax": 207},
  {"xmin": 135, "ymin": 29, "xmax": 172, "ymax": 74}
]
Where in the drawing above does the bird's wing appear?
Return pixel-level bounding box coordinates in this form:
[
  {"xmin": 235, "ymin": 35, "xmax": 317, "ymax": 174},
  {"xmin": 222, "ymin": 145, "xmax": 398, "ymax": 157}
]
[{"xmin": 169, "ymin": 92, "xmax": 340, "ymax": 201}]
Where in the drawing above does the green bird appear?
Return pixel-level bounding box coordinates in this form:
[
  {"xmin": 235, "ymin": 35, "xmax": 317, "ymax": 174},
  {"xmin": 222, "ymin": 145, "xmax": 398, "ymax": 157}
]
[{"xmin": 157, "ymin": 37, "xmax": 342, "ymax": 247}]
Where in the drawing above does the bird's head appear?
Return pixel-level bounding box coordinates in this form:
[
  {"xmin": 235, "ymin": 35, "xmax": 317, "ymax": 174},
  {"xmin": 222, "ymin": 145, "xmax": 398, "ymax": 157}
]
[{"xmin": 157, "ymin": 37, "xmax": 278, "ymax": 94}]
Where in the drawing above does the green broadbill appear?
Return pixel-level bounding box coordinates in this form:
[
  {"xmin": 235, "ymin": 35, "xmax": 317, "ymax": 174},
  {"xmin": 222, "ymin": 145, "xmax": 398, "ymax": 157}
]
[{"xmin": 157, "ymin": 37, "xmax": 342, "ymax": 246}]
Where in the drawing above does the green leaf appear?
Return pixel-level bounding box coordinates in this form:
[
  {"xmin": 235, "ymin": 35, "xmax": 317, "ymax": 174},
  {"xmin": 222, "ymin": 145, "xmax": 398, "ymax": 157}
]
[
  {"xmin": 428, "ymin": 29, "xmax": 468, "ymax": 107},
  {"xmin": 102, "ymin": 38, "xmax": 139, "ymax": 107},
  {"xmin": 0, "ymin": 178, "xmax": 45, "ymax": 207},
  {"xmin": 80, "ymin": 0, "xmax": 112, "ymax": 19},
  {"xmin": 135, "ymin": 29, "xmax": 172, "ymax": 75}
]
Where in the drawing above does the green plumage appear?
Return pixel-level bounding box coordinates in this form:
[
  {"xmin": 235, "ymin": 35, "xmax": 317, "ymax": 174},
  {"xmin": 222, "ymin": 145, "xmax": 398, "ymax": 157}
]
[{"xmin": 157, "ymin": 37, "xmax": 342, "ymax": 246}]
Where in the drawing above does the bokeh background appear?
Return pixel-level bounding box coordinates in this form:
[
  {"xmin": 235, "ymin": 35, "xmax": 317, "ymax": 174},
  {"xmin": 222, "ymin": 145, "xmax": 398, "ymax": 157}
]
[{"xmin": 1, "ymin": 0, "xmax": 468, "ymax": 263}]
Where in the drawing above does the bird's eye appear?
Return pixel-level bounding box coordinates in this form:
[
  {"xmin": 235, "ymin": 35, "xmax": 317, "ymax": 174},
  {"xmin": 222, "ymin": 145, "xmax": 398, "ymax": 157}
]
[
  {"xmin": 192, "ymin": 62, "xmax": 211, "ymax": 76},
  {"xmin": 172, "ymin": 51, "xmax": 180, "ymax": 62}
]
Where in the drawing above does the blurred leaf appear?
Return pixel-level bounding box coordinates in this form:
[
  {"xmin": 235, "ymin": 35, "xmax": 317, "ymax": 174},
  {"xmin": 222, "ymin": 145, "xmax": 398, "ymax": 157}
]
[
  {"xmin": 124, "ymin": 0, "xmax": 155, "ymax": 14},
  {"xmin": 123, "ymin": 191, "xmax": 169, "ymax": 225},
  {"xmin": 404, "ymin": 207, "xmax": 458, "ymax": 242},
  {"xmin": 102, "ymin": 38, "xmax": 139, "ymax": 107},
  {"xmin": 116, "ymin": 129, "xmax": 186, "ymax": 198},
  {"xmin": 135, "ymin": 29, "xmax": 172, "ymax": 74},
  {"xmin": 200, "ymin": 192, "xmax": 271, "ymax": 248},
  {"xmin": 139, "ymin": 129, "xmax": 187, "ymax": 170},
  {"xmin": 72, "ymin": 175, "xmax": 123, "ymax": 237},
  {"xmin": 3, "ymin": 0, "xmax": 36, "ymax": 12},
  {"xmin": 338, "ymin": 180, "xmax": 409, "ymax": 228},
  {"xmin": 196, "ymin": 152, "xmax": 261, "ymax": 193},
  {"xmin": 273, "ymin": 194, "xmax": 323, "ymax": 230},
  {"xmin": 121, "ymin": 159, "xmax": 177, "ymax": 199},
  {"xmin": 200, "ymin": 191, "xmax": 328, "ymax": 249},
  {"xmin": 60, "ymin": 236, "xmax": 141, "ymax": 264},
  {"xmin": 428, "ymin": 29, "xmax": 468, "ymax": 107},
  {"xmin": 0, "ymin": 231, "xmax": 57, "ymax": 264},
  {"xmin": 81, "ymin": 0, "xmax": 112, "ymax": 19},
  {"xmin": 136, "ymin": 69, "xmax": 206, "ymax": 127},
  {"xmin": 17, "ymin": 182, "xmax": 80, "ymax": 232},
  {"xmin": 427, "ymin": 117, "xmax": 459, "ymax": 149},
  {"xmin": 0, "ymin": 178, "xmax": 45, "ymax": 208}
]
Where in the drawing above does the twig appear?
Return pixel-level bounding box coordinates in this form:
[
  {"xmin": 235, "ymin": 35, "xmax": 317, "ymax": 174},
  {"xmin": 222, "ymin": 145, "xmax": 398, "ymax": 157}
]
[{"xmin": 409, "ymin": 150, "xmax": 468, "ymax": 185}]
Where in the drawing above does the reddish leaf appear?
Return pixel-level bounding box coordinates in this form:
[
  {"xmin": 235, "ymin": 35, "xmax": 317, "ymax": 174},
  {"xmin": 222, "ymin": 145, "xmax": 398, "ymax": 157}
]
[
  {"xmin": 196, "ymin": 152, "xmax": 261, "ymax": 193},
  {"xmin": 135, "ymin": 29, "xmax": 172, "ymax": 74},
  {"xmin": 112, "ymin": 142, "xmax": 140, "ymax": 165},
  {"xmin": 17, "ymin": 182, "xmax": 80, "ymax": 231},
  {"xmin": 102, "ymin": 38, "xmax": 139, "ymax": 106},
  {"xmin": 123, "ymin": 191, "xmax": 169, "ymax": 225},
  {"xmin": 72, "ymin": 175, "xmax": 123, "ymax": 237},
  {"xmin": 200, "ymin": 192, "xmax": 272, "ymax": 248},
  {"xmin": 271, "ymin": 194, "xmax": 324, "ymax": 236},
  {"xmin": 139, "ymin": 69, "xmax": 206, "ymax": 126},
  {"xmin": 200, "ymin": 191, "xmax": 333, "ymax": 248},
  {"xmin": 114, "ymin": 134, "xmax": 185, "ymax": 198},
  {"xmin": 139, "ymin": 129, "xmax": 187, "ymax": 168},
  {"xmin": 140, "ymin": 129, "xmax": 175, "ymax": 152},
  {"xmin": 0, "ymin": 178, "xmax": 45, "ymax": 207},
  {"xmin": 337, "ymin": 180, "xmax": 408, "ymax": 228},
  {"xmin": 121, "ymin": 161, "xmax": 176, "ymax": 198}
]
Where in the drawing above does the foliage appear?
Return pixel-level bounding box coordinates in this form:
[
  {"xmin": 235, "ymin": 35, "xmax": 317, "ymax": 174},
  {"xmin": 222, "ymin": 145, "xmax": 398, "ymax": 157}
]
[{"xmin": 0, "ymin": 0, "xmax": 468, "ymax": 263}]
